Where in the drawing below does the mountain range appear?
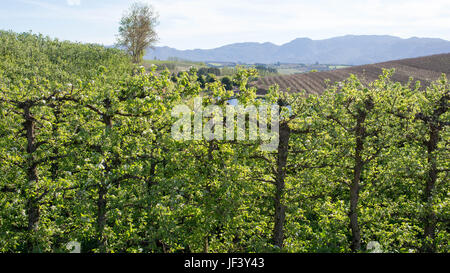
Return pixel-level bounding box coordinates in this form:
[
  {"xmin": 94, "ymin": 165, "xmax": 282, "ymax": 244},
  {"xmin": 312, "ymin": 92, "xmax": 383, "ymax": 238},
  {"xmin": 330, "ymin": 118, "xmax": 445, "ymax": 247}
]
[{"xmin": 144, "ymin": 35, "xmax": 450, "ymax": 65}]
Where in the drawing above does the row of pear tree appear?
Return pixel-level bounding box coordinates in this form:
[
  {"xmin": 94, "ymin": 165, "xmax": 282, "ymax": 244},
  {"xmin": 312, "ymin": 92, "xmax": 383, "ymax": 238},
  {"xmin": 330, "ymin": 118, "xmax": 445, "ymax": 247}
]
[{"xmin": 0, "ymin": 31, "xmax": 448, "ymax": 253}]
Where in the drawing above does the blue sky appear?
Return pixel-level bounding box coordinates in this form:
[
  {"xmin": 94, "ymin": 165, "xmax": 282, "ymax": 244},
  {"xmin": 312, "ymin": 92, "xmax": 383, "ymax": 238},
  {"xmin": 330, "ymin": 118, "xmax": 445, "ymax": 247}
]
[{"xmin": 1, "ymin": 0, "xmax": 449, "ymax": 49}]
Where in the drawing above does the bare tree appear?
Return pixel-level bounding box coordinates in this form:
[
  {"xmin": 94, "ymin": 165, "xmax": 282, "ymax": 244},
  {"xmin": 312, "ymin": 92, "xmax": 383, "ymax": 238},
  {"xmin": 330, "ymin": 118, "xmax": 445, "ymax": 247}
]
[{"xmin": 117, "ymin": 2, "xmax": 159, "ymax": 63}]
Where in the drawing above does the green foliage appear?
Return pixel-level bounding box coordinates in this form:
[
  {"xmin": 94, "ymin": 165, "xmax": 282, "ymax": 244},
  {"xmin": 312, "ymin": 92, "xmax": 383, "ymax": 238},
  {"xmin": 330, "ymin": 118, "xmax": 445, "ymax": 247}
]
[
  {"xmin": 0, "ymin": 31, "xmax": 448, "ymax": 253},
  {"xmin": 198, "ymin": 67, "xmax": 221, "ymax": 77},
  {"xmin": 220, "ymin": 76, "xmax": 233, "ymax": 91}
]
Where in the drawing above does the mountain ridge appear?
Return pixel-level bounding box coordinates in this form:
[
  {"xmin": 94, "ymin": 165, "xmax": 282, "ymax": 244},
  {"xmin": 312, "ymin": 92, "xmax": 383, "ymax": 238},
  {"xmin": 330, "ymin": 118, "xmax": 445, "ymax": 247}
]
[{"xmin": 144, "ymin": 35, "xmax": 450, "ymax": 65}]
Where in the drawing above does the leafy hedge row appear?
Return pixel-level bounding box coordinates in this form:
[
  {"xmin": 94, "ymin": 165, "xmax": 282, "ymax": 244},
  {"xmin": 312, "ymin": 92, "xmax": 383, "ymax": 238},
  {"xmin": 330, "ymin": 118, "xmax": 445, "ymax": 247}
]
[{"xmin": 0, "ymin": 32, "xmax": 448, "ymax": 253}]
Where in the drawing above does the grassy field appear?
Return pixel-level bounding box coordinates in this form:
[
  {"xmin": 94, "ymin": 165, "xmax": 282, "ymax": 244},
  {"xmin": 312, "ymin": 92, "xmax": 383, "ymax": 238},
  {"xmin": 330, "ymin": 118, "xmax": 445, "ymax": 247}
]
[
  {"xmin": 143, "ymin": 59, "xmax": 353, "ymax": 78},
  {"xmin": 143, "ymin": 59, "xmax": 208, "ymax": 73}
]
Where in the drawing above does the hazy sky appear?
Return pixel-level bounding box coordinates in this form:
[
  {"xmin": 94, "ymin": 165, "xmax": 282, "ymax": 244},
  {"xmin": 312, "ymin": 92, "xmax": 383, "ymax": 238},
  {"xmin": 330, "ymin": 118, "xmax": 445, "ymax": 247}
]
[{"xmin": 1, "ymin": 0, "xmax": 449, "ymax": 49}]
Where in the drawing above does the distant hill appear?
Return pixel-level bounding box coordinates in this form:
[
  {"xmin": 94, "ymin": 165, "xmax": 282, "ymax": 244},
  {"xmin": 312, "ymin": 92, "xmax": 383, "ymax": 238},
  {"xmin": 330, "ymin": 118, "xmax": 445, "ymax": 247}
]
[
  {"xmin": 254, "ymin": 53, "xmax": 450, "ymax": 94},
  {"xmin": 145, "ymin": 35, "xmax": 450, "ymax": 65}
]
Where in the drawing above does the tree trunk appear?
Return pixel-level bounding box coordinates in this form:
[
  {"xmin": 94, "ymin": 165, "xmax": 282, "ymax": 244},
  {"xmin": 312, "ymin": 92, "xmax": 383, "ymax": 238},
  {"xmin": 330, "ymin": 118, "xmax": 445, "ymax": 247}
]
[
  {"xmin": 349, "ymin": 167, "xmax": 362, "ymax": 252},
  {"xmin": 415, "ymin": 91, "xmax": 447, "ymax": 252},
  {"xmin": 422, "ymin": 127, "xmax": 439, "ymax": 253},
  {"xmin": 96, "ymin": 108, "xmax": 112, "ymax": 252},
  {"xmin": 203, "ymin": 236, "xmax": 209, "ymax": 253},
  {"xmin": 50, "ymin": 105, "xmax": 60, "ymax": 181},
  {"xmin": 349, "ymin": 111, "xmax": 366, "ymax": 252},
  {"xmin": 26, "ymin": 166, "xmax": 40, "ymax": 232},
  {"xmin": 23, "ymin": 105, "xmax": 40, "ymax": 251},
  {"xmin": 96, "ymin": 184, "xmax": 107, "ymax": 252},
  {"xmin": 272, "ymin": 121, "xmax": 290, "ymax": 248}
]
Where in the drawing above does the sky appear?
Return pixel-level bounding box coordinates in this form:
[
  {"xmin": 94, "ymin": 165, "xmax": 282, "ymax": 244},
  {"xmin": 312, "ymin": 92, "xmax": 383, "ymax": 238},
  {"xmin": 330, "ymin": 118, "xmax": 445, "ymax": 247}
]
[{"xmin": 0, "ymin": 0, "xmax": 449, "ymax": 50}]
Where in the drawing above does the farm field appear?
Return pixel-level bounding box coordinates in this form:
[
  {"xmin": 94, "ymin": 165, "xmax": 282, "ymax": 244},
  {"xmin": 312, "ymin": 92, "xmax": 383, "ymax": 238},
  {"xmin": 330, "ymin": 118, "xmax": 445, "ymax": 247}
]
[
  {"xmin": 255, "ymin": 53, "xmax": 450, "ymax": 94},
  {"xmin": 143, "ymin": 59, "xmax": 208, "ymax": 73},
  {"xmin": 144, "ymin": 58, "xmax": 352, "ymax": 77}
]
